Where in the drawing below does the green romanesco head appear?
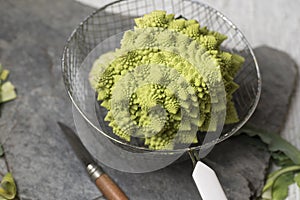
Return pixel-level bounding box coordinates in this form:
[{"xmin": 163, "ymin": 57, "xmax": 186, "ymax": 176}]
[{"xmin": 89, "ymin": 10, "xmax": 245, "ymax": 150}]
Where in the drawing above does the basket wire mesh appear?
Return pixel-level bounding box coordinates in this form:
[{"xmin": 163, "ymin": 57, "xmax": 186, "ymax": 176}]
[{"xmin": 62, "ymin": 0, "xmax": 261, "ymax": 172}]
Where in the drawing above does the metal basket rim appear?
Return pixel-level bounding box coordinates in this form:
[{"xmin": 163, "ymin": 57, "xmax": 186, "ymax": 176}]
[{"xmin": 61, "ymin": 0, "xmax": 262, "ymax": 154}]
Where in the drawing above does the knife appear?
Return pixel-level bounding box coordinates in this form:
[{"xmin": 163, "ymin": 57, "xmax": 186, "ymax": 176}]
[{"xmin": 58, "ymin": 122, "xmax": 129, "ymax": 200}]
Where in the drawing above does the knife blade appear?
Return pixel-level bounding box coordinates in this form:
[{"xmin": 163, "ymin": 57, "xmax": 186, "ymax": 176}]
[{"xmin": 58, "ymin": 122, "xmax": 128, "ymax": 200}]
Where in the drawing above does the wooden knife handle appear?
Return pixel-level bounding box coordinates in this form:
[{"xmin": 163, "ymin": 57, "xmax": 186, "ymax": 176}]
[{"xmin": 95, "ymin": 174, "xmax": 129, "ymax": 200}]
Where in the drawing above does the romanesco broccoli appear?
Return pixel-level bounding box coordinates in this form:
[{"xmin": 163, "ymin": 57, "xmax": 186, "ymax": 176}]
[{"xmin": 90, "ymin": 10, "xmax": 244, "ymax": 150}]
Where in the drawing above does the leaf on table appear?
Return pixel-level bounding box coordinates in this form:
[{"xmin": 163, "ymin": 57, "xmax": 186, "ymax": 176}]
[
  {"xmin": 272, "ymin": 172, "xmax": 294, "ymax": 200},
  {"xmin": 294, "ymin": 173, "xmax": 300, "ymax": 188},
  {"xmin": 0, "ymin": 82, "xmax": 17, "ymax": 103},
  {"xmin": 0, "ymin": 64, "xmax": 17, "ymax": 105},
  {"xmin": 241, "ymin": 125, "xmax": 300, "ymax": 165},
  {"xmin": 0, "ymin": 173, "xmax": 17, "ymax": 200},
  {"xmin": 272, "ymin": 151, "xmax": 294, "ymax": 167},
  {"xmin": 241, "ymin": 124, "xmax": 300, "ymax": 199},
  {"xmin": 0, "ymin": 70, "xmax": 9, "ymax": 81},
  {"xmin": 262, "ymin": 188, "xmax": 272, "ymax": 200},
  {"xmin": 263, "ymin": 165, "xmax": 300, "ymax": 192}
]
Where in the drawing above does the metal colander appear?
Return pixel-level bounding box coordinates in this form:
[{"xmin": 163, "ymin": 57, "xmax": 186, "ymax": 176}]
[{"xmin": 62, "ymin": 0, "xmax": 261, "ymax": 173}]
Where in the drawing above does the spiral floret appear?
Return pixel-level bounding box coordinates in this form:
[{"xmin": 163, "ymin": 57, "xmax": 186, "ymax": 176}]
[{"xmin": 89, "ymin": 10, "xmax": 244, "ymax": 150}]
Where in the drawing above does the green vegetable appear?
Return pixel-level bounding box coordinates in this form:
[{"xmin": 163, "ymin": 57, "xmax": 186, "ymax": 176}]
[
  {"xmin": 0, "ymin": 65, "xmax": 17, "ymax": 200},
  {"xmin": 241, "ymin": 125, "xmax": 300, "ymax": 200},
  {"xmin": 271, "ymin": 172, "xmax": 294, "ymax": 200},
  {"xmin": 241, "ymin": 125, "xmax": 300, "ymax": 165},
  {"xmin": 0, "ymin": 82, "xmax": 16, "ymax": 104},
  {"xmin": 90, "ymin": 11, "xmax": 244, "ymax": 150},
  {"xmin": 0, "ymin": 70, "xmax": 9, "ymax": 81},
  {"xmin": 262, "ymin": 169, "xmax": 299, "ymax": 200},
  {"xmin": 0, "ymin": 64, "xmax": 17, "ymax": 105},
  {"xmin": 0, "ymin": 173, "xmax": 16, "ymax": 200},
  {"xmin": 271, "ymin": 151, "xmax": 294, "ymax": 167},
  {"xmin": 294, "ymin": 173, "xmax": 300, "ymax": 187},
  {"xmin": 263, "ymin": 165, "xmax": 300, "ymax": 193}
]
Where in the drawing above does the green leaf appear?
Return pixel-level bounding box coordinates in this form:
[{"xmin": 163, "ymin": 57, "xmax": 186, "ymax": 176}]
[
  {"xmin": 263, "ymin": 165, "xmax": 300, "ymax": 192},
  {"xmin": 261, "ymin": 188, "xmax": 272, "ymax": 200},
  {"xmin": 241, "ymin": 126, "xmax": 300, "ymax": 199},
  {"xmin": 272, "ymin": 172, "xmax": 294, "ymax": 200},
  {"xmin": 0, "ymin": 82, "xmax": 17, "ymax": 103},
  {"xmin": 272, "ymin": 151, "xmax": 294, "ymax": 167},
  {"xmin": 0, "ymin": 145, "xmax": 3, "ymax": 157},
  {"xmin": 0, "ymin": 173, "xmax": 17, "ymax": 200},
  {"xmin": 241, "ymin": 125, "xmax": 300, "ymax": 165},
  {"xmin": 0, "ymin": 70, "xmax": 9, "ymax": 81},
  {"xmin": 0, "ymin": 64, "xmax": 16, "ymax": 105},
  {"xmin": 294, "ymin": 173, "xmax": 300, "ymax": 188}
]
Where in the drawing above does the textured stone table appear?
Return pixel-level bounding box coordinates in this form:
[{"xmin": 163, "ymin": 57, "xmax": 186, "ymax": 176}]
[{"xmin": 0, "ymin": 1, "xmax": 297, "ymax": 200}]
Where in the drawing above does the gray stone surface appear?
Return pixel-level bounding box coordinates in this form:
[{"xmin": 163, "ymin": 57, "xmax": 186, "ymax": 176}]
[
  {"xmin": 0, "ymin": 157, "xmax": 8, "ymax": 176},
  {"xmin": 0, "ymin": 0, "xmax": 100, "ymax": 199},
  {"xmin": 102, "ymin": 135, "xmax": 270, "ymax": 200},
  {"xmin": 206, "ymin": 136, "xmax": 270, "ymax": 200},
  {"xmin": 248, "ymin": 46, "xmax": 298, "ymax": 133},
  {"xmin": 0, "ymin": 1, "xmax": 297, "ymax": 200}
]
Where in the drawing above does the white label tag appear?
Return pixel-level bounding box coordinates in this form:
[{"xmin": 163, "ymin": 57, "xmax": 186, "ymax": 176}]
[{"xmin": 192, "ymin": 161, "xmax": 227, "ymax": 200}]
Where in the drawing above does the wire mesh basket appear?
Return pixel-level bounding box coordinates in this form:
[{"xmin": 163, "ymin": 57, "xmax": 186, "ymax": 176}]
[{"xmin": 62, "ymin": 0, "xmax": 261, "ymax": 173}]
